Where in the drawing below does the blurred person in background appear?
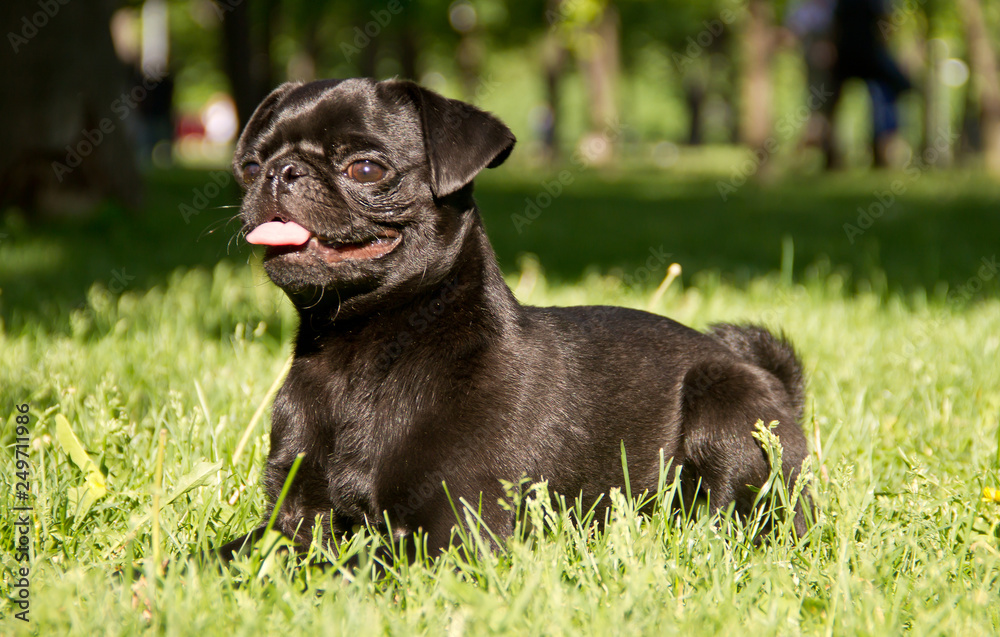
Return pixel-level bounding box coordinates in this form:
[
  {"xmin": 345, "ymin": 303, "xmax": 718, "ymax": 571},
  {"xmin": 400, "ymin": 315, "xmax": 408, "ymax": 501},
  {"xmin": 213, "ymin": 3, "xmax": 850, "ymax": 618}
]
[
  {"xmin": 828, "ymin": 0, "xmax": 912, "ymax": 168},
  {"xmin": 787, "ymin": 0, "xmax": 837, "ymax": 155}
]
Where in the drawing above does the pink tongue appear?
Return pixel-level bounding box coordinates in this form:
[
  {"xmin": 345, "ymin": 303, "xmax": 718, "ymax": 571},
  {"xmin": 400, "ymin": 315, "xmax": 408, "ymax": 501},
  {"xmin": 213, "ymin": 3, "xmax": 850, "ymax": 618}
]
[{"xmin": 246, "ymin": 221, "xmax": 312, "ymax": 246}]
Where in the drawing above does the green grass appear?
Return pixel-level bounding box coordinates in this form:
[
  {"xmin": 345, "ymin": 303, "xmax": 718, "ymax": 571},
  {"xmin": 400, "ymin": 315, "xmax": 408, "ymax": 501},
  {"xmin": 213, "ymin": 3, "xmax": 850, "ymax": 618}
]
[{"xmin": 2, "ymin": 156, "xmax": 999, "ymax": 635}]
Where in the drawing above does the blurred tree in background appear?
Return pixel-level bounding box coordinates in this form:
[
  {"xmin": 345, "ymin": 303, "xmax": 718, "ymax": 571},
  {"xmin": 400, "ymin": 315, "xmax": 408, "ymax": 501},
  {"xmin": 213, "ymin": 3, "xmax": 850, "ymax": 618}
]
[
  {"xmin": 957, "ymin": 0, "xmax": 1000, "ymax": 170},
  {"xmin": 0, "ymin": 0, "xmax": 143, "ymax": 215},
  {"xmin": 2, "ymin": 0, "xmax": 999, "ymax": 216}
]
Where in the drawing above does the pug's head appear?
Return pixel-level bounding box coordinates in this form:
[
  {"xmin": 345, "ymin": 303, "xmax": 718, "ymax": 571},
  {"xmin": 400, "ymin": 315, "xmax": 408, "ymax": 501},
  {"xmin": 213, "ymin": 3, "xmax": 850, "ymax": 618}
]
[{"xmin": 233, "ymin": 78, "xmax": 515, "ymax": 314}]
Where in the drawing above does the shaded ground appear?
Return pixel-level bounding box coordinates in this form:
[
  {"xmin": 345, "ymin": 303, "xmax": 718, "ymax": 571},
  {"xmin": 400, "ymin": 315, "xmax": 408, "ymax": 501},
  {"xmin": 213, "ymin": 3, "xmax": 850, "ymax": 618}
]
[{"xmin": 2, "ymin": 163, "xmax": 998, "ymax": 333}]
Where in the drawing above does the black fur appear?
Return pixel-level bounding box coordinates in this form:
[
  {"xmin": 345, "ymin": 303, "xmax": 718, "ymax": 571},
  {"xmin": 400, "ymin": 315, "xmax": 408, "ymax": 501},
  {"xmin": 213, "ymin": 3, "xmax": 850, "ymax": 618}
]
[{"xmin": 218, "ymin": 78, "xmax": 811, "ymax": 560}]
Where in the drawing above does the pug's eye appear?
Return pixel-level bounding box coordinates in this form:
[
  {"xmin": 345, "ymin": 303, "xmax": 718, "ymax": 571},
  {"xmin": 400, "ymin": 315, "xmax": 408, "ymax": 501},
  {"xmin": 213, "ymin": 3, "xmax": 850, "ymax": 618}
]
[
  {"xmin": 345, "ymin": 160, "xmax": 386, "ymax": 184},
  {"xmin": 241, "ymin": 162, "xmax": 261, "ymax": 184}
]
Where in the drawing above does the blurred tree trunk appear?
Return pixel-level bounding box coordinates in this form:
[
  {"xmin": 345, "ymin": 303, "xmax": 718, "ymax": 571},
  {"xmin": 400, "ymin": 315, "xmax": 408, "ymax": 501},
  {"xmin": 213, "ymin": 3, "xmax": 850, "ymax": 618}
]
[
  {"xmin": 958, "ymin": 75, "xmax": 983, "ymax": 159},
  {"xmin": 539, "ymin": 0, "xmax": 569, "ymax": 162},
  {"xmin": 577, "ymin": 3, "xmax": 620, "ymax": 162},
  {"xmin": 398, "ymin": 28, "xmax": 419, "ymax": 80},
  {"xmin": 0, "ymin": 0, "xmax": 141, "ymax": 215},
  {"xmin": 456, "ymin": 32, "xmax": 484, "ymax": 100},
  {"xmin": 739, "ymin": 0, "xmax": 776, "ymax": 151},
  {"xmin": 684, "ymin": 32, "xmax": 732, "ymax": 146},
  {"xmin": 683, "ymin": 57, "xmax": 709, "ymax": 146},
  {"xmin": 541, "ymin": 30, "xmax": 568, "ymax": 162},
  {"xmin": 217, "ymin": 0, "xmax": 275, "ymax": 128},
  {"xmin": 922, "ymin": 36, "xmax": 951, "ymax": 166},
  {"xmin": 684, "ymin": 79, "xmax": 706, "ymax": 145},
  {"xmin": 957, "ymin": 0, "xmax": 1000, "ymax": 173}
]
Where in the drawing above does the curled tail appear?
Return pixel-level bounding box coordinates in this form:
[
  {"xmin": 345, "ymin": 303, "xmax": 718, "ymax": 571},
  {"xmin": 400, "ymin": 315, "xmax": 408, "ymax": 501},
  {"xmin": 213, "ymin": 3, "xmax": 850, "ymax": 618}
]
[{"xmin": 707, "ymin": 323, "xmax": 805, "ymax": 423}]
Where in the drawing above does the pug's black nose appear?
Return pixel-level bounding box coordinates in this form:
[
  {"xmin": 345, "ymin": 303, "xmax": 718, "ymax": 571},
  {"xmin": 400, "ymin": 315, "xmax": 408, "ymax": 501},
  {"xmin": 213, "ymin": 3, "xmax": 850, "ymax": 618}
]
[{"xmin": 267, "ymin": 161, "xmax": 308, "ymax": 184}]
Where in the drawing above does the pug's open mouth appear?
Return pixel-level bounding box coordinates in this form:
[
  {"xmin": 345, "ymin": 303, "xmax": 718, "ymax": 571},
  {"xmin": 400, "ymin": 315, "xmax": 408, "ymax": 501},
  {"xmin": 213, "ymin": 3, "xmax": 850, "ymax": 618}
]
[{"xmin": 246, "ymin": 220, "xmax": 401, "ymax": 263}]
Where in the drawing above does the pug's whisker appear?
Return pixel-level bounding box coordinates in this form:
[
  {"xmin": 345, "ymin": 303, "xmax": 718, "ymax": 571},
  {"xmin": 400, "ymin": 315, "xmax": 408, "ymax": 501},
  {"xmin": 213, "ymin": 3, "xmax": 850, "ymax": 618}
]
[{"xmin": 198, "ymin": 216, "xmax": 236, "ymax": 242}]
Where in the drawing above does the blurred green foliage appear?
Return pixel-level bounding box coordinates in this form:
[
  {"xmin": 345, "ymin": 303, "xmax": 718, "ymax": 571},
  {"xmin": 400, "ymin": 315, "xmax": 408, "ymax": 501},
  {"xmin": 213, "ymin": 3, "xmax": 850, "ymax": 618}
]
[{"xmin": 135, "ymin": 0, "xmax": 996, "ymax": 160}]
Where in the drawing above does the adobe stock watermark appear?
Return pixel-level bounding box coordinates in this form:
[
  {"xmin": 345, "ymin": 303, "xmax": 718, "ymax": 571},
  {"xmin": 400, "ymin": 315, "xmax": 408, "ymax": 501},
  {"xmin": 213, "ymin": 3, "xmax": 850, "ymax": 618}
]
[
  {"xmin": 340, "ymin": 0, "xmax": 412, "ymax": 62},
  {"xmin": 421, "ymin": 73, "xmax": 500, "ymax": 145},
  {"xmin": 510, "ymin": 117, "xmax": 626, "ymax": 234},
  {"xmin": 889, "ymin": 255, "xmax": 997, "ymax": 365},
  {"xmin": 389, "ymin": 435, "xmax": 479, "ymax": 527},
  {"xmin": 105, "ymin": 268, "xmax": 135, "ymax": 295},
  {"xmin": 76, "ymin": 268, "xmax": 135, "ymax": 305},
  {"xmin": 543, "ymin": 0, "xmax": 596, "ymax": 26},
  {"xmin": 876, "ymin": 0, "xmax": 928, "ymax": 39},
  {"xmin": 67, "ymin": 266, "xmax": 136, "ymax": 337},
  {"xmin": 9, "ymin": 403, "xmax": 33, "ymax": 622},
  {"xmin": 211, "ymin": 0, "xmax": 245, "ymax": 18},
  {"xmin": 948, "ymin": 256, "xmax": 998, "ymax": 305},
  {"xmin": 622, "ymin": 246, "xmax": 673, "ymax": 289},
  {"xmin": 179, "ymin": 171, "xmax": 233, "ymax": 224},
  {"xmin": 843, "ymin": 130, "xmax": 959, "ymax": 244},
  {"xmin": 670, "ymin": 6, "xmax": 743, "ymax": 72},
  {"xmin": 7, "ymin": 0, "xmax": 70, "ymax": 54},
  {"xmin": 375, "ymin": 276, "xmax": 462, "ymax": 370},
  {"xmin": 752, "ymin": 284, "xmax": 796, "ymax": 328},
  {"xmin": 50, "ymin": 66, "xmax": 170, "ymax": 183},
  {"xmin": 717, "ymin": 84, "xmax": 835, "ymax": 201}
]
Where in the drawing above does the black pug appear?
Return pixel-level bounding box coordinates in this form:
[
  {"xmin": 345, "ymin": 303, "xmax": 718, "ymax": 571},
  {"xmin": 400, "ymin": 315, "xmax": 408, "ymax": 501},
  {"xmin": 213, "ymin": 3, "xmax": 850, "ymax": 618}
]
[{"xmin": 218, "ymin": 78, "xmax": 810, "ymax": 560}]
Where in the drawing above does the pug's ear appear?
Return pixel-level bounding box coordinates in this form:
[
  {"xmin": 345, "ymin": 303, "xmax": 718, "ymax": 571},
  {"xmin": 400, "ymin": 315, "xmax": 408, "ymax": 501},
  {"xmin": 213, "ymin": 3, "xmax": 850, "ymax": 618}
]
[{"xmin": 383, "ymin": 80, "xmax": 515, "ymax": 198}]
